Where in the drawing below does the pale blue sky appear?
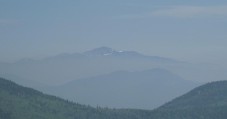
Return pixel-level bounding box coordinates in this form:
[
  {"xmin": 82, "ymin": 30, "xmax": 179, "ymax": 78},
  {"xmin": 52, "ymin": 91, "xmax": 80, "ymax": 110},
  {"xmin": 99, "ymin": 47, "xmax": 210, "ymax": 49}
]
[{"xmin": 1, "ymin": 0, "xmax": 227, "ymax": 63}]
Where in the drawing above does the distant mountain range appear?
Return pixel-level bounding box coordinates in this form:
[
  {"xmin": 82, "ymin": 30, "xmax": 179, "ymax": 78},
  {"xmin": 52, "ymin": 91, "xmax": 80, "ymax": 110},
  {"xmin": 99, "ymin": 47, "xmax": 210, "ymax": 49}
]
[
  {"xmin": 1, "ymin": 46, "xmax": 224, "ymax": 109},
  {"xmin": 82, "ymin": 47, "xmax": 178, "ymax": 62},
  {"xmin": 0, "ymin": 47, "xmax": 181, "ymax": 85},
  {"xmin": 50, "ymin": 68, "xmax": 198, "ymax": 109},
  {"xmin": 0, "ymin": 67, "xmax": 199, "ymax": 109},
  {"xmin": 0, "ymin": 46, "xmax": 225, "ymax": 86},
  {"xmin": 1, "ymin": 77, "xmax": 227, "ymax": 119}
]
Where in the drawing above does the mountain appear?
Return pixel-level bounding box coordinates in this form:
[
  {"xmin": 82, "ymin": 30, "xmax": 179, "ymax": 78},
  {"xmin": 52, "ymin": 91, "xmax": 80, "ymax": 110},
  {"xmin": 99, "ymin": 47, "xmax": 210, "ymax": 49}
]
[
  {"xmin": 0, "ymin": 47, "xmax": 181, "ymax": 85},
  {"xmin": 84, "ymin": 47, "xmax": 118, "ymax": 56},
  {"xmin": 50, "ymin": 68, "xmax": 198, "ymax": 109},
  {"xmin": 159, "ymin": 80, "xmax": 227, "ymax": 110},
  {"xmin": 83, "ymin": 47, "xmax": 177, "ymax": 62},
  {"xmin": 0, "ymin": 77, "xmax": 152, "ymax": 119},
  {"xmin": 0, "ymin": 47, "xmax": 226, "ymax": 87},
  {"xmin": 0, "ymin": 72, "xmax": 51, "ymax": 93},
  {"xmin": 148, "ymin": 81, "xmax": 227, "ymax": 119}
]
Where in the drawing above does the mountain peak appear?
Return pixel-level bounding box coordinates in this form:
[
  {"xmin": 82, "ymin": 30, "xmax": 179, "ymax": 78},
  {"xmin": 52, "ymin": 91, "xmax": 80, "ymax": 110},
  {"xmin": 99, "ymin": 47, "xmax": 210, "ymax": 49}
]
[
  {"xmin": 91, "ymin": 47, "xmax": 115, "ymax": 53},
  {"xmin": 84, "ymin": 47, "xmax": 119, "ymax": 56}
]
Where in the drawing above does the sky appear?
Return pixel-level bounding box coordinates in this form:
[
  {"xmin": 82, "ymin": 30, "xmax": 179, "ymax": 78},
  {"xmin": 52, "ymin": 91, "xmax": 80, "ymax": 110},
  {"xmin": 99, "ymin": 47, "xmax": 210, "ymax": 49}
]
[{"xmin": 1, "ymin": 0, "xmax": 227, "ymax": 64}]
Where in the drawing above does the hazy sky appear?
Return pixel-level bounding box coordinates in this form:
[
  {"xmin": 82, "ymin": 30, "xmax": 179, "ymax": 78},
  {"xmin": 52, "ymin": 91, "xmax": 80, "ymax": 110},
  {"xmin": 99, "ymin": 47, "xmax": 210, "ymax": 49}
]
[{"xmin": 1, "ymin": 0, "xmax": 227, "ymax": 63}]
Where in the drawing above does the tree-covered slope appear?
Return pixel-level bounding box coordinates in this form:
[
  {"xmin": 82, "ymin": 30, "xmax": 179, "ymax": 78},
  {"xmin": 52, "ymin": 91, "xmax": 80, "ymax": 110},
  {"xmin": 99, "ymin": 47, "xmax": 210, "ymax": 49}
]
[
  {"xmin": 150, "ymin": 81, "xmax": 227, "ymax": 119},
  {"xmin": 0, "ymin": 77, "xmax": 151, "ymax": 119},
  {"xmin": 159, "ymin": 81, "xmax": 227, "ymax": 109}
]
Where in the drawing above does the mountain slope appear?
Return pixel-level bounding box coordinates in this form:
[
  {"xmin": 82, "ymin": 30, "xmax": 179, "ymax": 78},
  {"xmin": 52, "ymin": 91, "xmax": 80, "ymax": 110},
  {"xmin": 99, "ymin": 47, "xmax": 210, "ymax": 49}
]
[
  {"xmin": 51, "ymin": 68, "xmax": 198, "ymax": 109},
  {"xmin": 0, "ymin": 72, "xmax": 50, "ymax": 93},
  {"xmin": 148, "ymin": 81, "xmax": 227, "ymax": 119},
  {"xmin": 159, "ymin": 81, "xmax": 227, "ymax": 110},
  {"xmin": 0, "ymin": 77, "xmax": 152, "ymax": 119}
]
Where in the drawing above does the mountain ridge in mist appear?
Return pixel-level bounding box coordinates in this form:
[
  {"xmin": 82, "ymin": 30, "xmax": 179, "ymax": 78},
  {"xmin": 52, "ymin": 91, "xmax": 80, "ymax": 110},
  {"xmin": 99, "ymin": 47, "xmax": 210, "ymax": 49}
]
[
  {"xmin": 50, "ymin": 68, "xmax": 199, "ymax": 109},
  {"xmin": 0, "ymin": 47, "xmax": 182, "ymax": 85}
]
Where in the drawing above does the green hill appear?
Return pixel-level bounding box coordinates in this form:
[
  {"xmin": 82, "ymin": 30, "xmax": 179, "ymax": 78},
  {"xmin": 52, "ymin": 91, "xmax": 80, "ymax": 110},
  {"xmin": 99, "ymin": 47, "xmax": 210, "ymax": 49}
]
[
  {"xmin": 0, "ymin": 77, "xmax": 150, "ymax": 119},
  {"xmin": 151, "ymin": 81, "xmax": 227, "ymax": 119},
  {"xmin": 160, "ymin": 81, "xmax": 227, "ymax": 109}
]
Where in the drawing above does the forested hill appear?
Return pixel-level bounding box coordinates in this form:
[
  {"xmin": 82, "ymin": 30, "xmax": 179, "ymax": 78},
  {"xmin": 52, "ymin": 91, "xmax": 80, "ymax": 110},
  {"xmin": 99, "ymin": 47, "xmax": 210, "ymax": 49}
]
[
  {"xmin": 0, "ymin": 77, "xmax": 151, "ymax": 119},
  {"xmin": 159, "ymin": 81, "xmax": 227, "ymax": 109},
  {"xmin": 1, "ymin": 77, "xmax": 227, "ymax": 119},
  {"xmin": 151, "ymin": 81, "xmax": 227, "ymax": 119}
]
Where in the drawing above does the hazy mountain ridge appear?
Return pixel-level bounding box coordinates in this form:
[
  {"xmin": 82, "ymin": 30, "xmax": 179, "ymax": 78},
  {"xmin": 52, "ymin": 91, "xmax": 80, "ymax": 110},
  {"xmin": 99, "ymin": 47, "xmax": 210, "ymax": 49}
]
[
  {"xmin": 0, "ymin": 47, "xmax": 224, "ymax": 86},
  {"xmin": 83, "ymin": 47, "xmax": 178, "ymax": 62},
  {"xmin": 0, "ymin": 47, "xmax": 225, "ymax": 110},
  {"xmin": 50, "ymin": 68, "xmax": 198, "ymax": 109},
  {"xmin": 0, "ymin": 47, "xmax": 184, "ymax": 86}
]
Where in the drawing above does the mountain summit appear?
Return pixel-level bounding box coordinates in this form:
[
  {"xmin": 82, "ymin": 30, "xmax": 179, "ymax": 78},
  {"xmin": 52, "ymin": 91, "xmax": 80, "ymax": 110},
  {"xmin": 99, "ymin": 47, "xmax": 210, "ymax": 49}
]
[
  {"xmin": 84, "ymin": 47, "xmax": 119, "ymax": 56},
  {"xmin": 83, "ymin": 47, "xmax": 139, "ymax": 57},
  {"xmin": 83, "ymin": 47, "xmax": 177, "ymax": 62}
]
